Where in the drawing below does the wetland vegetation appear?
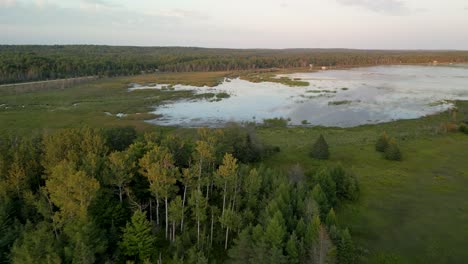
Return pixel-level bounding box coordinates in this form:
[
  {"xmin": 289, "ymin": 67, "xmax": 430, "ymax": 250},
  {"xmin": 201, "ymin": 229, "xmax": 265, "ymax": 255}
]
[{"xmin": 0, "ymin": 46, "xmax": 468, "ymax": 264}]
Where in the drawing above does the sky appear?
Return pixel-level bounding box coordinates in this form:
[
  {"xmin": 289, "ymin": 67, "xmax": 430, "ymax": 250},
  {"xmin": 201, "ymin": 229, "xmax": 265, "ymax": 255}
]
[{"xmin": 0, "ymin": 0, "xmax": 467, "ymax": 49}]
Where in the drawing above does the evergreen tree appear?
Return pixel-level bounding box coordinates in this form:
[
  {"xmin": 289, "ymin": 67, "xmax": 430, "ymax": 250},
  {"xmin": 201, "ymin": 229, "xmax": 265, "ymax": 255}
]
[
  {"xmin": 264, "ymin": 211, "xmax": 286, "ymax": 249},
  {"xmin": 385, "ymin": 139, "xmax": 402, "ymax": 161},
  {"xmin": 311, "ymin": 134, "xmax": 329, "ymax": 160},
  {"xmin": 285, "ymin": 232, "xmax": 300, "ymax": 264},
  {"xmin": 11, "ymin": 222, "xmax": 61, "ymax": 264},
  {"xmin": 337, "ymin": 229, "xmax": 356, "ymax": 264},
  {"xmin": 228, "ymin": 227, "xmax": 252, "ymax": 263},
  {"xmin": 312, "ymin": 185, "xmax": 330, "ymax": 218},
  {"xmin": 119, "ymin": 210, "xmax": 156, "ymax": 262},
  {"xmin": 375, "ymin": 132, "xmax": 389, "ymax": 152},
  {"xmin": 315, "ymin": 168, "xmax": 337, "ymax": 207},
  {"xmin": 326, "ymin": 208, "xmax": 337, "ymax": 228}
]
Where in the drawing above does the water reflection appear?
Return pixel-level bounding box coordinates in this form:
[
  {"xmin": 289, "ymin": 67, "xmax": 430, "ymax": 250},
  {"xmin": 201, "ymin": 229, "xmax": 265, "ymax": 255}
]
[{"xmin": 144, "ymin": 65, "xmax": 468, "ymax": 127}]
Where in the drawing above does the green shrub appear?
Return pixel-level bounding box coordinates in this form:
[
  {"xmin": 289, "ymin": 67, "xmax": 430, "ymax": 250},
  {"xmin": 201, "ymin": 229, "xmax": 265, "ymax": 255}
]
[
  {"xmin": 311, "ymin": 134, "xmax": 329, "ymax": 160},
  {"xmin": 385, "ymin": 139, "xmax": 402, "ymax": 161},
  {"xmin": 459, "ymin": 123, "xmax": 468, "ymax": 134},
  {"xmin": 263, "ymin": 117, "xmax": 288, "ymax": 127},
  {"xmin": 375, "ymin": 132, "xmax": 389, "ymax": 152}
]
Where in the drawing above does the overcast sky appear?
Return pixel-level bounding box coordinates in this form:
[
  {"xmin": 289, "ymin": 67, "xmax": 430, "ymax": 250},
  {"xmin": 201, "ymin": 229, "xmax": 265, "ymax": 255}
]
[{"xmin": 1, "ymin": 0, "xmax": 467, "ymax": 49}]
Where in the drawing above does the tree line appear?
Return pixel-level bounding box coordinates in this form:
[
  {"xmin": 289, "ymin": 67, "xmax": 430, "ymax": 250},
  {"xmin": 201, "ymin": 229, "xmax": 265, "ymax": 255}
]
[
  {"xmin": 0, "ymin": 126, "xmax": 360, "ymax": 263},
  {"xmin": 1, "ymin": 45, "xmax": 468, "ymax": 84}
]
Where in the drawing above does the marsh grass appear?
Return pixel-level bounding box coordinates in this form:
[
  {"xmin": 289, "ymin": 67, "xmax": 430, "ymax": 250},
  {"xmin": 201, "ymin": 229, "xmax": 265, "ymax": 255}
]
[{"xmin": 257, "ymin": 101, "xmax": 468, "ymax": 263}]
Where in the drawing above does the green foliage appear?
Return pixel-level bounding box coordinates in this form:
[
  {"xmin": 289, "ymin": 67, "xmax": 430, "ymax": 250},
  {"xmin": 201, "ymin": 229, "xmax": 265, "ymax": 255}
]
[
  {"xmin": 329, "ymin": 165, "xmax": 360, "ymax": 201},
  {"xmin": 312, "ymin": 185, "xmax": 330, "ymax": 218},
  {"xmin": 45, "ymin": 161, "xmax": 100, "ymax": 222},
  {"xmin": 0, "ymin": 127, "xmax": 365, "ymax": 263},
  {"xmin": 63, "ymin": 220, "xmax": 107, "ymax": 264},
  {"xmin": 459, "ymin": 122, "xmax": 468, "ymax": 134},
  {"xmin": 305, "ymin": 215, "xmax": 321, "ymax": 248},
  {"xmin": 119, "ymin": 210, "xmax": 156, "ymax": 261},
  {"xmin": 2, "ymin": 45, "xmax": 467, "ymax": 84},
  {"xmin": 264, "ymin": 212, "xmax": 286, "ymax": 248},
  {"xmin": 314, "ymin": 168, "xmax": 337, "ymax": 207},
  {"xmin": 228, "ymin": 228, "xmax": 253, "ymax": 263},
  {"xmin": 384, "ymin": 139, "xmax": 402, "ymax": 161},
  {"xmin": 337, "ymin": 229, "xmax": 357, "ymax": 264},
  {"xmin": 285, "ymin": 232, "xmax": 300, "ymax": 264},
  {"xmin": 263, "ymin": 118, "xmax": 289, "ymax": 127},
  {"xmin": 103, "ymin": 126, "xmax": 137, "ymax": 152},
  {"xmin": 0, "ymin": 201, "xmax": 22, "ymax": 263},
  {"xmin": 311, "ymin": 134, "xmax": 329, "ymax": 160},
  {"xmin": 11, "ymin": 222, "xmax": 61, "ymax": 264},
  {"xmin": 326, "ymin": 208, "xmax": 337, "ymax": 228},
  {"xmin": 375, "ymin": 132, "xmax": 389, "ymax": 152}
]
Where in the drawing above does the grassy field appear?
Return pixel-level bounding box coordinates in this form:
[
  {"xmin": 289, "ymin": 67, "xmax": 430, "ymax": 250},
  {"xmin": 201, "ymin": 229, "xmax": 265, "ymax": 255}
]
[
  {"xmin": 257, "ymin": 102, "xmax": 468, "ymax": 264},
  {"xmin": 0, "ymin": 72, "xmax": 233, "ymax": 134},
  {"xmin": 1, "ymin": 71, "xmax": 467, "ymax": 263}
]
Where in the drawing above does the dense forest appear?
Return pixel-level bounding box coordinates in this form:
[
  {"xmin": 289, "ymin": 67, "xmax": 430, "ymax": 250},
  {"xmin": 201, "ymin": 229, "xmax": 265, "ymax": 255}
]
[
  {"xmin": 0, "ymin": 126, "xmax": 360, "ymax": 263},
  {"xmin": 1, "ymin": 45, "xmax": 468, "ymax": 84}
]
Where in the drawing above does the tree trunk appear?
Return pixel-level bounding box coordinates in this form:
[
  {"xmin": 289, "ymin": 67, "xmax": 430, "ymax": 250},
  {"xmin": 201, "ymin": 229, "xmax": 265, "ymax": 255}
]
[
  {"xmin": 118, "ymin": 186, "xmax": 123, "ymax": 203},
  {"xmin": 156, "ymin": 197, "xmax": 160, "ymax": 226},
  {"xmin": 206, "ymin": 182, "xmax": 209, "ymax": 204},
  {"xmin": 232, "ymin": 176, "xmax": 238, "ymax": 210},
  {"xmin": 181, "ymin": 185, "xmax": 186, "ymax": 232},
  {"xmin": 198, "ymin": 158, "xmax": 203, "ymax": 190},
  {"xmin": 197, "ymin": 217, "xmax": 200, "ymax": 246},
  {"xmin": 222, "ymin": 180, "xmax": 227, "ymax": 217},
  {"xmin": 173, "ymin": 221, "xmax": 176, "ymax": 242},
  {"xmin": 225, "ymin": 227, "xmax": 230, "ymax": 250},
  {"xmin": 165, "ymin": 197, "xmax": 168, "ymax": 239},
  {"xmin": 210, "ymin": 209, "xmax": 214, "ymax": 247},
  {"xmin": 149, "ymin": 199, "xmax": 153, "ymax": 221}
]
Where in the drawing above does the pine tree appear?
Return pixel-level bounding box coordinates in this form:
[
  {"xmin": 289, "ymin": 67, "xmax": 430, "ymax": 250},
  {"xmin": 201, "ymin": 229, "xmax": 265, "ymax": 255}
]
[
  {"xmin": 311, "ymin": 134, "xmax": 329, "ymax": 160},
  {"xmin": 119, "ymin": 210, "xmax": 156, "ymax": 262},
  {"xmin": 11, "ymin": 222, "xmax": 61, "ymax": 264},
  {"xmin": 315, "ymin": 168, "xmax": 337, "ymax": 207},
  {"xmin": 384, "ymin": 139, "xmax": 402, "ymax": 161},
  {"xmin": 312, "ymin": 184, "xmax": 330, "ymax": 218},
  {"xmin": 286, "ymin": 232, "xmax": 300, "ymax": 264},
  {"xmin": 326, "ymin": 208, "xmax": 337, "ymax": 228},
  {"xmin": 375, "ymin": 132, "xmax": 389, "ymax": 152},
  {"xmin": 337, "ymin": 229, "xmax": 356, "ymax": 264},
  {"xmin": 264, "ymin": 211, "xmax": 286, "ymax": 248},
  {"xmin": 228, "ymin": 227, "xmax": 252, "ymax": 263}
]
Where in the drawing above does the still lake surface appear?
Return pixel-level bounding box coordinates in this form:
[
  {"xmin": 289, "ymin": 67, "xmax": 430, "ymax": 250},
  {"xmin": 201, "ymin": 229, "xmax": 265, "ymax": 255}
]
[{"xmin": 137, "ymin": 65, "xmax": 468, "ymax": 127}]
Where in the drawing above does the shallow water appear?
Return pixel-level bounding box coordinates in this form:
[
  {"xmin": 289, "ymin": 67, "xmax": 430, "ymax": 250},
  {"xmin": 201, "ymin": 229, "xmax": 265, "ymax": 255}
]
[{"xmin": 142, "ymin": 65, "xmax": 468, "ymax": 127}]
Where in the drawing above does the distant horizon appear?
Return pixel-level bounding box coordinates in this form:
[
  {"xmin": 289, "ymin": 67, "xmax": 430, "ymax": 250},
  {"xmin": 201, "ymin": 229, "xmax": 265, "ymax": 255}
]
[{"xmin": 1, "ymin": 44, "xmax": 467, "ymax": 52}]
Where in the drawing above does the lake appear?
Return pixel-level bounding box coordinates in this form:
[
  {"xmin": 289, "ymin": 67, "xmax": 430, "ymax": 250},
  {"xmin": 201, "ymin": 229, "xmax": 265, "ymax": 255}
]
[{"xmin": 138, "ymin": 65, "xmax": 468, "ymax": 127}]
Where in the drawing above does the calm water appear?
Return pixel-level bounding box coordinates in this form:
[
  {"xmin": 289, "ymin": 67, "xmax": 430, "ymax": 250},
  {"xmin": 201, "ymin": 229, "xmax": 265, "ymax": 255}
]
[{"xmin": 139, "ymin": 65, "xmax": 468, "ymax": 127}]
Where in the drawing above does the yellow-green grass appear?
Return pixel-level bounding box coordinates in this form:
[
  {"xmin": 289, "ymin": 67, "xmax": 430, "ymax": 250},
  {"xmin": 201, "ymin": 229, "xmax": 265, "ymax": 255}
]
[
  {"xmin": 0, "ymin": 75, "xmax": 198, "ymax": 134},
  {"xmin": 129, "ymin": 71, "xmax": 230, "ymax": 87}
]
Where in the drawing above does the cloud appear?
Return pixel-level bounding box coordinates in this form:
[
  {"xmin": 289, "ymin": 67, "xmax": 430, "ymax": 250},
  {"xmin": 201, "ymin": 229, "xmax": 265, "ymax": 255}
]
[
  {"xmin": 336, "ymin": 0, "xmax": 411, "ymax": 15},
  {"xmin": 80, "ymin": 0, "xmax": 119, "ymax": 9},
  {"xmin": 0, "ymin": 0, "xmax": 210, "ymax": 33},
  {"xmin": 0, "ymin": 0, "xmax": 16, "ymax": 7}
]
